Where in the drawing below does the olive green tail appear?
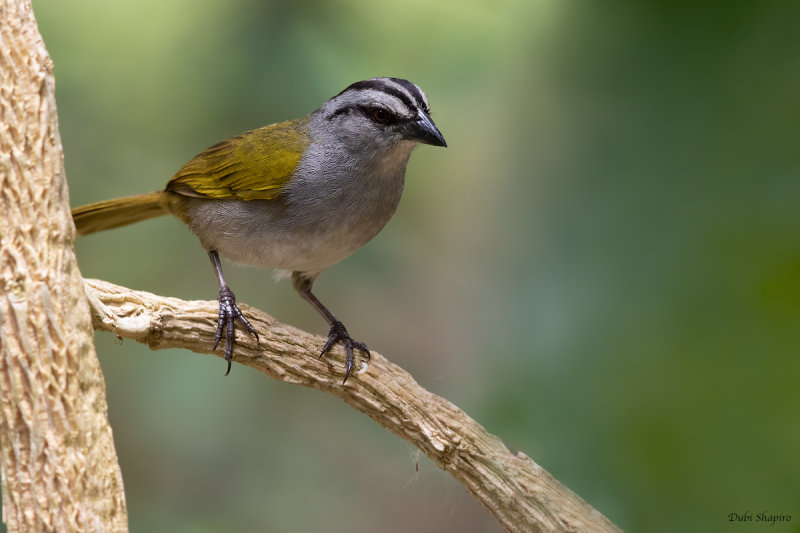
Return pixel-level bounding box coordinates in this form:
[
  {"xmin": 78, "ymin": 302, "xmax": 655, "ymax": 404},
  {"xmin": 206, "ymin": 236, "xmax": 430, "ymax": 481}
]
[{"xmin": 72, "ymin": 191, "xmax": 169, "ymax": 235}]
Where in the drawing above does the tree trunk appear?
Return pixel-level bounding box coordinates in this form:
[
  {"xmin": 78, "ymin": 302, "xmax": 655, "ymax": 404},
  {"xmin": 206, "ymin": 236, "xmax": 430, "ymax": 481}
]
[{"xmin": 0, "ymin": 1, "xmax": 129, "ymax": 531}]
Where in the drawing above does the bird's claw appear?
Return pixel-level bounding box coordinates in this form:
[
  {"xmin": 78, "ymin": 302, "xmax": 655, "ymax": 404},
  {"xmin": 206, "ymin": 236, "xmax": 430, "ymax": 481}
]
[
  {"xmin": 214, "ymin": 286, "xmax": 259, "ymax": 375},
  {"xmin": 320, "ymin": 320, "xmax": 370, "ymax": 383}
]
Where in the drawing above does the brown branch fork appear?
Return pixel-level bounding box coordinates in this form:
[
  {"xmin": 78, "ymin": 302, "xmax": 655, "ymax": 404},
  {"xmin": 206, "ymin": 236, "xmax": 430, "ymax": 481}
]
[{"xmin": 85, "ymin": 278, "xmax": 621, "ymax": 533}]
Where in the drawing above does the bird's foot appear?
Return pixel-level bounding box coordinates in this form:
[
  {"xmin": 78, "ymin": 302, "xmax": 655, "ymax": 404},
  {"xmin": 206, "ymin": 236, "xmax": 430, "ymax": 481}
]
[
  {"xmin": 214, "ymin": 286, "xmax": 259, "ymax": 375},
  {"xmin": 320, "ymin": 320, "xmax": 370, "ymax": 383}
]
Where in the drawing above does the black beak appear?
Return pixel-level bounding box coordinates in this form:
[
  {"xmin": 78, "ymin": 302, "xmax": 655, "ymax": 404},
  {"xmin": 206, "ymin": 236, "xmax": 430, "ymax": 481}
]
[{"xmin": 405, "ymin": 111, "xmax": 447, "ymax": 147}]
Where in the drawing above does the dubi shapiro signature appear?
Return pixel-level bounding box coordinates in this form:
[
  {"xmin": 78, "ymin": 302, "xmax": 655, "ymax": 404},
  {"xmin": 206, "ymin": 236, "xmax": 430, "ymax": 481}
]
[{"xmin": 728, "ymin": 511, "xmax": 791, "ymax": 525}]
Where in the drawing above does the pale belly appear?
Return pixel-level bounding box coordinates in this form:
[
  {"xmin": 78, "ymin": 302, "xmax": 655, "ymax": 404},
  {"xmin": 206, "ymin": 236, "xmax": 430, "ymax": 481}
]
[{"xmin": 184, "ymin": 196, "xmax": 395, "ymax": 275}]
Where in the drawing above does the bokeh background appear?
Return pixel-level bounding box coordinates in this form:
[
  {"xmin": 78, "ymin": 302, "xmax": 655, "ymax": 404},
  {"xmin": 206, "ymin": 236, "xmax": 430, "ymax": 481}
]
[{"xmin": 16, "ymin": 1, "xmax": 800, "ymax": 531}]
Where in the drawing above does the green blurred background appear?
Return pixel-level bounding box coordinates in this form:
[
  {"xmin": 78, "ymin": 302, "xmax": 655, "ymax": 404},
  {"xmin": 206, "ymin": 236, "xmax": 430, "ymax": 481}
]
[{"xmin": 18, "ymin": 0, "xmax": 800, "ymax": 531}]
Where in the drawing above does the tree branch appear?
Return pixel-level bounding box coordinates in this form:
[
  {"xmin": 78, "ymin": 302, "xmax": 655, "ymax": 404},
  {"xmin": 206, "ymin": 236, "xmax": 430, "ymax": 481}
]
[{"xmin": 85, "ymin": 278, "xmax": 621, "ymax": 533}]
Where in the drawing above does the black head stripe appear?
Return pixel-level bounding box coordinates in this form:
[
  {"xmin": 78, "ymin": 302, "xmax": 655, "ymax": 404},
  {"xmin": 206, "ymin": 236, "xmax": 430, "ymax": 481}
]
[
  {"xmin": 338, "ymin": 79, "xmax": 419, "ymax": 115},
  {"xmin": 326, "ymin": 105, "xmax": 354, "ymax": 121},
  {"xmin": 388, "ymin": 78, "xmax": 428, "ymax": 113}
]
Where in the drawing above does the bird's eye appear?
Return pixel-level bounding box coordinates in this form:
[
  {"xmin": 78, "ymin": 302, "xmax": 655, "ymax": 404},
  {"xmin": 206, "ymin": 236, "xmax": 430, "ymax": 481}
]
[{"xmin": 371, "ymin": 108, "xmax": 390, "ymax": 124}]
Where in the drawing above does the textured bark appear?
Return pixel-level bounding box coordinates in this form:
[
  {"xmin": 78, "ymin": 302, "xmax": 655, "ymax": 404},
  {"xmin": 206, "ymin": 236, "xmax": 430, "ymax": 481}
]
[
  {"xmin": 86, "ymin": 278, "xmax": 622, "ymax": 533},
  {"xmin": 0, "ymin": 2, "xmax": 128, "ymax": 532}
]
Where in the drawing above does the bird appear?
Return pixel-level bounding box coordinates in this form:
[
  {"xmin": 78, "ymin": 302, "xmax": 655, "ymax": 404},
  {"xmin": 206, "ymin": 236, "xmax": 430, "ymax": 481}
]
[{"xmin": 72, "ymin": 77, "xmax": 447, "ymax": 382}]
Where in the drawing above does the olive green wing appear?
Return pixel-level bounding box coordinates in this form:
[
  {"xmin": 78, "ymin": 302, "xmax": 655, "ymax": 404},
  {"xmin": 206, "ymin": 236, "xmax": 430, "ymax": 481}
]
[{"xmin": 166, "ymin": 117, "xmax": 311, "ymax": 201}]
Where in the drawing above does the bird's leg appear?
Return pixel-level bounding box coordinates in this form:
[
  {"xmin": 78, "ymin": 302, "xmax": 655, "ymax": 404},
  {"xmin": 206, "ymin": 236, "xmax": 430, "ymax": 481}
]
[
  {"xmin": 209, "ymin": 250, "xmax": 259, "ymax": 375},
  {"xmin": 292, "ymin": 272, "xmax": 370, "ymax": 383}
]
